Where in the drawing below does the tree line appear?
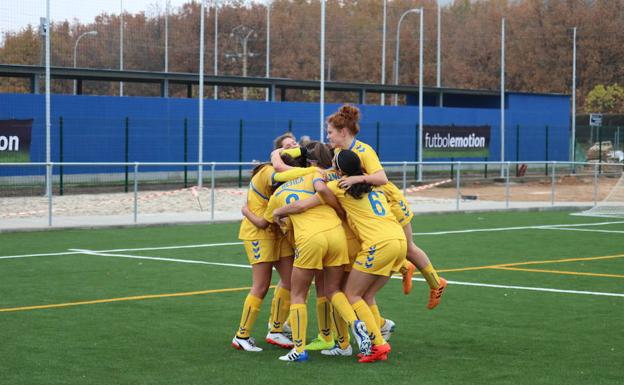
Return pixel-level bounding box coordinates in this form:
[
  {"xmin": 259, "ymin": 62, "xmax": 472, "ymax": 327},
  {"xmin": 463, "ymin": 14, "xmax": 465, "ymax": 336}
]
[{"xmin": 0, "ymin": 0, "xmax": 623, "ymax": 112}]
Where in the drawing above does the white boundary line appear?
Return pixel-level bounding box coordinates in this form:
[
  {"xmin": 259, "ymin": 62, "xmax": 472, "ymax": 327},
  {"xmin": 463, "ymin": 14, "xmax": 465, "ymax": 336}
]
[
  {"xmin": 412, "ymin": 220, "xmax": 624, "ymax": 235},
  {"xmin": 2, "ymin": 220, "xmax": 623, "ymax": 260},
  {"xmin": 69, "ymin": 249, "xmax": 251, "ymax": 269},
  {"xmin": 72, "ymin": 248, "xmax": 624, "ymax": 299},
  {"xmin": 389, "ymin": 277, "xmax": 624, "ymax": 298},
  {"xmin": 540, "ymin": 228, "xmax": 624, "ymax": 234},
  {"xmin": 0, "ymin": 242, "xmax": 242, "ymax": 260}
]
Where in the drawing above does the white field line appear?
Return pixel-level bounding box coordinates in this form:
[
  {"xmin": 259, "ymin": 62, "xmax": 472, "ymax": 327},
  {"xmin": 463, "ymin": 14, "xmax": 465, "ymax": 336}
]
[
  {"xmin": 390, "ymin": 276, "xmax": 624, "ymax": 298},
  {"xmin": 540, "ymin": 227, "xmax": 624, "ymax": 234},
  {"xmin": 69, "ymin": 249, "xmax": 251, "ymax": 269},
  {"xmin": 412, "ymin": 220, "xmax": 624, "ymax": 236},
  {"xmin": 2, "ymin": 220, "xmax": 623, "ymax": 261},
  {"xmin": 0, "ymin": 242, "xmax": 243, "ymax": 260}
]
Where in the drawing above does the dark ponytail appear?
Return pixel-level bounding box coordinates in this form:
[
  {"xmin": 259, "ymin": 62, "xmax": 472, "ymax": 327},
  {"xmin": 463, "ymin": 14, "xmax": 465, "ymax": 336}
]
[{"xmin": 335, "ymin": 150, "xmax": 372, "ymax": 199}]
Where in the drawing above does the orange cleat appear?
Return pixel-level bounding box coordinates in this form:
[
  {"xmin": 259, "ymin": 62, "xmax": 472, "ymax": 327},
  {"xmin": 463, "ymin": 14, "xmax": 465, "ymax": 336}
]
[
  {"xmin": 358, "ymin": 343, "xmax": 391, "ymax": 363},
  {"xmin": 401, "ymin": 261, "xmax": 416, "ymax": 295},
  {"xmin": 427, "ymin": 277, "xmax": 448, "ymax": 310}
]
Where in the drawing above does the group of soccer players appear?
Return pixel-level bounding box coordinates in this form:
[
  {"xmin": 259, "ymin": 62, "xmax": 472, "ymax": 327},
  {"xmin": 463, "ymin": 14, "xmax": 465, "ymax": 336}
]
[{"xmin": 232, "ymin": 104, "xmax": 447, "ymax": 363}]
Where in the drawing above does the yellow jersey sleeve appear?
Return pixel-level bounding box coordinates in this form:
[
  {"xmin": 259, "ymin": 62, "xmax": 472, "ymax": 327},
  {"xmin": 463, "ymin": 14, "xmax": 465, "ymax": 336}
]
[
  {"xmin": 353, "ymin": 140, "xmax": 383, "ymax": 175},
  {"xmin": 263, "ymin": 195, "xmax": 279, "ymax": 223},
  {"xmin": 273, "ymin": 166, "xmax": 317, "ymax": 182}
]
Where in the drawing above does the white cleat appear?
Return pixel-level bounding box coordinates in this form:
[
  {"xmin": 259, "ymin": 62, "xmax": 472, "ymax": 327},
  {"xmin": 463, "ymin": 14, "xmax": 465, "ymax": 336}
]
[
  {"xmin": 266, "ymin": 332, "xmax": 294, "ymax": 349},
  {"xmin": 321, "ymin": 343, "xmax": 353, "ymax": 356},
  {"xmin": 351, "ymin": 320, "xmax": 372, "ymax": 356},
  {"xmin": 380, "ymin": 319, "xmax": 396, "ymax": 341},
  {"xmin": 232, "ymin": 336, "xmax": 263, "ymax": 352},
  {"xmin": 278, "ymin": 348, "xmax": 309, "ymax": 362}
]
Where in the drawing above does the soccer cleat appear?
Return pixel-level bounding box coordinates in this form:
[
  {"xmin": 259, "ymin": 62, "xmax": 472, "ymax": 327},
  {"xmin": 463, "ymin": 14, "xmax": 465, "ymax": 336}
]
[
  {"xmin": 266, "ymin": 332, "xmax": 294, "ymax": 349},
  {"xmin": 401, "ymin": 261, "xmax": 416, "ymax": 295},
  {"xmin": 283, "ymin": 321, "xmax": 293, "ymax": 339},
  {"xmin": 427, "ymin": 277, "xmax": 448, "ymax": 310},
  {"xmin": 305, "ymin": 334, "xmax": 335, "ymax": 351},
  {"xmin": 358, "ymin": 343, "xmax": 391, "ymax": 363},
  {"xmin": 321, "ymin": 343, "xmax": 353, "ymax": 356},
  {"xmin": 278, "ymin": 348, "xmax": 309, "ymax": 362},
  {"xmin": 351, "ymin": 320, "xmax": 372, "ymax": 356},
  {"xmin": 232, "ymin": 336, "xmax": 263, "ymax": 352},
  {"xmin": 379, "ymin": 319, "xmax": 396, "ymax": 341}
]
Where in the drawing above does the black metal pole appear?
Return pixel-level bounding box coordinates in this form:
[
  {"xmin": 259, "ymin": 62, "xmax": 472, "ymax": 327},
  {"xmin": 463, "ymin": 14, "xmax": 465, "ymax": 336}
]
[{"xmin": 484, "ymin": 157, "xmax": 488, "ymax": 179}]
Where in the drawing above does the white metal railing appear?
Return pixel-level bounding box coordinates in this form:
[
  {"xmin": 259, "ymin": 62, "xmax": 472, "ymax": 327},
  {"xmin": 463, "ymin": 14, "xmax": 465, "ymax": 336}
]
[{"xmin": 0, "ymin": 160, "xmax": 621, "ymax": 228}]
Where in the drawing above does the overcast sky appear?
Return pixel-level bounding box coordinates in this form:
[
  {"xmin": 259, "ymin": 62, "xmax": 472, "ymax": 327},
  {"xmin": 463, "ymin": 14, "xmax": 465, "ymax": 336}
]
[{"xmin": 1, "ymin": 0, "xmax": 454, "ymax": 37}]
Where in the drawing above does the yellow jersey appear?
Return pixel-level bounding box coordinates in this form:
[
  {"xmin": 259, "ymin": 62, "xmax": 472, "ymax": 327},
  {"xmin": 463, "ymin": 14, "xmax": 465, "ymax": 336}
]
[
  {"xmin": 238, "ymin": 164, "xmax": 278, "ymax": 240},
  {"xmin": 335, "ymin": 139, "xmax": 384, "ymax": 174},
  {"xmin": 322, "ymin": 168, "xmax": 357, "ymax": 241},
  {"xmin": 325, "ymin": 180, "xmax": 405, "ymax": 244},
  {"xmin": 264, "ymin": 172, "xmax": 342, "ymax": 244},
  {"xmin": 336, "ymin": 138, "xmax": 406, "ymax": 207}
]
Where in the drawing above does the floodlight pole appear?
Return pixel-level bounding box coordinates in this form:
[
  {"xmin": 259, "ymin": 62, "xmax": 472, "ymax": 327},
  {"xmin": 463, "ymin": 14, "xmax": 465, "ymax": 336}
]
[
  {"xmin": 380, "ymin": 0, "xmax": 387, "ymax": 105},
  {"xmin": 437, "ymin": 1, "xmax": 441, "ymax": 89},
  {"xmin": 165, "ymin": 0, "xmax": 169, "ymax": 73},
  {"xmin": 265, "ymin": 1, "xmax": 271, "ymax": 101},
  {"xmin": 417, "ymin": 8, "xmax": 424, "ymax": 182},
  {"xmin": 320, "ymin": 0, "xmax": 326, "ymax": 142},
  {"xmin": 213, "ymin": 0, "xmax": 219, "ymax": 100},
  {"xmin": 500, "ymin": 18, "xmax": 505, "ymax": 178},
  {"xmin": 393, "ymin": 8, "xmax": 421, "ymax": 106},
  {"xmin": 120, "ymin": 0, "xmax": 124, "ymax": 96},
  {"xmin": 45, "ymin": 0, "xmax": 51, "ymax": 213},
  {"xmin": 198, "ymin": 0, "xmax": 206, "ymax": 188},
  {"xmin": 73, "ymin": 30, "xmax": 97, "ymax": 95},
  {"xmin": 571, "ymin": 27, "xmax": 577, "ymax": 164}
]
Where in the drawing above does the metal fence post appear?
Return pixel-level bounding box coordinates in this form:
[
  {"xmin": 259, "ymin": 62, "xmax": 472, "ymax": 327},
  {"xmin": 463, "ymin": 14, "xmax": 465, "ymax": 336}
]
[
  {"xmin": 593, "ymin": 163, "xmax": 599, "ymax": 206},
  {"xmin": 545, "ymin": 125, "xmax": 549, "ymax": 176},
  {"xmin": 515, "ymin": 124, "xmax": 520, "ymax": 176},
  {"xmin": 505, "ymin": 162, "xmax": 510, "ymax": 209},
  {"xmin": 183, "ymin": 117, "xmax": 188, "ymax": 188},
  {"xmin": 47, "ymin": 162, "xmax": 53, "ymax": 227},
  {"xmin": 59, "ymin": 116, "xmax": 64, "ymax": 196},
  {"xmin": 551, "ymin": 161, "xmax": 556, "ymax": 206},
  {"xmin": 456, "ymin": 161, "xmax": 461, "ymax": 211},
  {"xmin": 133, "ymin": 162, "xmax": 139, "ymax": 223},
  {"xmin": 124, "ymin": 117, "xmax": 129, "ymax": 193},
  {"xmin": 239, "ymin": 119, "xmax": 243, "ymax": 188},
  {"xmin": 598, "ymin": 126, "xmax": 603, "ymax": 174},
  {"xmin": 211, "ymin": 162, "xmax": 216, "ymax": 221},
  {"xmin": 402, "ymin": 161, "xmax": 407, "ymax": 195},
  {"xmin": 450, "ymin": 157, "xmax": 454, "ymax": 180}
]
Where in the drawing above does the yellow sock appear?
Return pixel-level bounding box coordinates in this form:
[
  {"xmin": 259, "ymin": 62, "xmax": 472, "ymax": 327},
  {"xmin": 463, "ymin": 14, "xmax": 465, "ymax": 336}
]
[
  {"xmin": 316, "ymin": 297, "xmax": 333, "ymax": 342},
  {"xmin": 269, "ymin": 287, "xmax": 291, "ymax": 332},
  {"xmin": 290, "ymin": 304, "xmax": 308, "ymax": 353},
  {"xmin": 331, "ymin": 307, "xmax": 350, "ymax": 349},
  {"xmin": 369, "ymin": 304, "xmax": 385, "ymax": 330},
  {"xmin": 236, "ymin": 294, "xmax": 263, "ymax": 338},
  {"xmin": 420, "ymin": 262, "xmax": 441, "ymax": 289},
  {"xmin": 329, "ymin": 292, "xmax": 357, "ymax": 325},
  {"xmin": 353, "ymin": 299, "xmax": 385, "ymax": 346}
]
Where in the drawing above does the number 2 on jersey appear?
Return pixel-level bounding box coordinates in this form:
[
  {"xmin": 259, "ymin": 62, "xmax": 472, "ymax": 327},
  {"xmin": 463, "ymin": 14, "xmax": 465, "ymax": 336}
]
[{"xmin": 285, "ymin": 193, "xmax": 300, "ymax": 204}]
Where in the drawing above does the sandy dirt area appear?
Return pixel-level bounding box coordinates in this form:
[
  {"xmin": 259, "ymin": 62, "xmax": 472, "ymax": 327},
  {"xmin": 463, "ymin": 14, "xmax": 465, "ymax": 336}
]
[{"xmin": 1, "ymin": 175, "xmax": 619, "ymax": 221}]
